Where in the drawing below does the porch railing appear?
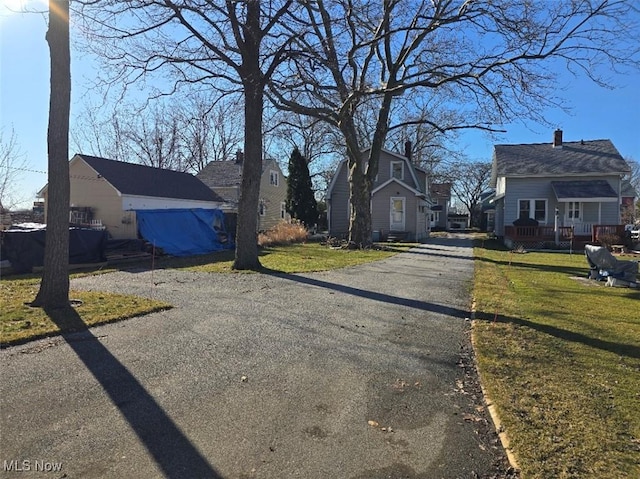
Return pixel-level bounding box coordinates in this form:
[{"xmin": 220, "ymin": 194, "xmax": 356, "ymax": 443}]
[{"xmin": 504, "ymin": 225, "xmax": 574, "ymax": 241}]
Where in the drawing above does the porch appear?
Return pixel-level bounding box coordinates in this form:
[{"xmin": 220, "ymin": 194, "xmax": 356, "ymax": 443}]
[{"xmin": 504, "ymin": 224, "xmax": 626, "ymax": 250}]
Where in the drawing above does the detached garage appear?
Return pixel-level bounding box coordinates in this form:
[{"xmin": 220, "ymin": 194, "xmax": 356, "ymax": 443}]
[{"xmin": 38, "ymin": 154, "xmax": 229, "ymax": 240}]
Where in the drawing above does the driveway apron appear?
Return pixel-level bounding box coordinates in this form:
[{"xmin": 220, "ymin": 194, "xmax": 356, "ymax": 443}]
[{"xmin": 1, "ymin": 235, "xmax": 509, "ymax": 478}]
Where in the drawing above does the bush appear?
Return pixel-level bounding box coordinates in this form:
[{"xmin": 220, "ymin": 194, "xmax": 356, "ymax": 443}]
[
  {"xmin": 597, "ymin": 233, "xmax": 622, "ymax": 250},
  {"xmin": 258, "ymin": 221, "xmax": 309, "ymax": 247}
]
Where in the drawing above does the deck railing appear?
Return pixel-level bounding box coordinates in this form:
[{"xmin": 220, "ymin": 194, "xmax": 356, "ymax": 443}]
[{"xmin": 504, "ymin": 225, "xmax": 575, "ymax": 241}]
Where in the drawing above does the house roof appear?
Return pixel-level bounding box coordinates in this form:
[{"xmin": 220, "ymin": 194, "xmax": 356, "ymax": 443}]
[
  {"xmin": 492, "ymin": 139, "xmax": 630, "ymax": 184},
  {"xmin": 197, "ymin": 160, "xmax": 243, "ymax": 187},
  {"xmin": 430, "ymin": 182, "xmax": 451, "ymax": 199},
  {"xmin": 326, "ymin": 148, "xmax": 427, "ymax": 200},
  {"xmin": 197, "ymin": 158, "xmax": 282, "ymax": 188},
  {"xmin": 77, "ymin": 154, "xmax": 224, "ymax": 202},
  {"xmin": 551, "ymin": 180, "xmax": 619, "ymax": 202}
]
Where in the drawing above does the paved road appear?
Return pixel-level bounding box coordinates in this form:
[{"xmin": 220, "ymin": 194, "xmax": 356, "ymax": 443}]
[{"xmin": 1, "ymin": 235, "xmax": 509, "ymax": 478}]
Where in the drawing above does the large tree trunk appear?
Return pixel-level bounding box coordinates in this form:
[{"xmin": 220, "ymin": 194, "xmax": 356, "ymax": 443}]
[
  {"xmin": 32, "ymin": 0, "xmax": 71, "ymax": 308},
  {"xmin": 348, "ymin": 165, "xmax": 372, "ymax": 247},
  {"xmin": 233, "ymin": 0, "xmax": 262, "ymax": 271}
]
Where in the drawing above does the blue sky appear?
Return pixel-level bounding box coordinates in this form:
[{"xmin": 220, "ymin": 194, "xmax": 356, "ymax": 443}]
[{"xmin": 1, "ymin": 3, "xmax": 639, "ymax": 210}]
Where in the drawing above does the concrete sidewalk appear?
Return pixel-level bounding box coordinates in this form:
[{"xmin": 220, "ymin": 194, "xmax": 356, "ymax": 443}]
[{"xmin": 1, "ymin": 235, "xmax": 512, "ymax": 478}]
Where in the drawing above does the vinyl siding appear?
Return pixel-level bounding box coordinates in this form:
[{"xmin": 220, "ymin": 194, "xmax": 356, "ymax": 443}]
[
  {"xmin": 328, "ymin": 162, "xmax": 351, "ymax": 237},
  {"xmin": 258, "ymin": 160, "xmax": 288, "ymax": 231},
  {"xmin": 371, "ymin": 182, "xmax": 419, "ymax": 236},
  {"xmin": 69, "ymin": 158, "xmax": 138, "ymax": 239},
  {"xmin": 502, "ymin": 175, "xmax": 621, "ymax": 229}
]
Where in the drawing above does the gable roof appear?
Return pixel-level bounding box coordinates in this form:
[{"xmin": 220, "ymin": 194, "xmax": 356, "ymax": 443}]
[
  {"xmin": 371, "ymin": 177, "xmax": 425, "ymax": 197},
  {"xmin": 196, "ymin": 158, "xmax": 283, "ymax": 188},
  {"xmin": 197, "ymin": 160, "xmax": 243, "ymax": 187},
  {"xmin": 326, "ymin": 148, "xmax": 426, "ymax": 199},
  {"xmin": 77, "ymin": 154, "xmax": 224, "ymax": 202},
  {"xmin": 492, "ymin": 139, "xmax": 630, "ymax": 184}
]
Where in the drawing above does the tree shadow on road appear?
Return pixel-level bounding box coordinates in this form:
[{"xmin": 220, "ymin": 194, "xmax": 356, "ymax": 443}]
[
  {"xmin": 44, "ymin": 306, "xmax": 223, "ymax": 479},
  {"xmin": 263, "ymin": 270, "xmax": 470, "ymax": 319}
]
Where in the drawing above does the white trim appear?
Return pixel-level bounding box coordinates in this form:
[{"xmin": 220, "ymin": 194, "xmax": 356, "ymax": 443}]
[
  {"xmin": 555, "ymin": 197, "xmax": 618, "ymax": 203},
  {"xmin": 517, "ymin": 198, "xmax": 548, "ymax": 224},
  {"xmin": 372, "ymin": 177, "xmax": 424, "ymax": 197},
  {"xmin": 390, "ymin": 196, "xmax": 406, "ymax": 230}
]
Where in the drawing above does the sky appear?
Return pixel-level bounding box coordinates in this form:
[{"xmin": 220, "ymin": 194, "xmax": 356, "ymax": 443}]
[{"xmin": 1, "ymin": 1, "xmax": 640, "ymax": 210}]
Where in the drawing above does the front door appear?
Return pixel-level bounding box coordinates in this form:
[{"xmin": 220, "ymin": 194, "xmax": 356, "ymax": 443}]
[{"xmin": 390, "ymin": 197, "xmax": 405, "ymax": 230}]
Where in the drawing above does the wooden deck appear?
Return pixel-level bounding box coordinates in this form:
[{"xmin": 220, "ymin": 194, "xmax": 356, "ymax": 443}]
[{"xmin": 503, "ymin": 224, "xmax": 626, "ymax": 250}]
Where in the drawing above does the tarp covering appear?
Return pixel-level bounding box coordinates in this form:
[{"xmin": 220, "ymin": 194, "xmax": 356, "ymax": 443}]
[
  {"xmin": 1, "ymin": 226, "xmax": 108, "ymax": 274},
  {"xmin": 585, "ymin": 244, "xmax": 638, "ymax": 283},
  {"xmin": 135, "ymin": 208, "xmax": 232, "ymax": 257}
]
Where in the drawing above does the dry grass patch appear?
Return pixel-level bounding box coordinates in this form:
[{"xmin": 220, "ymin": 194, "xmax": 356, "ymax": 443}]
[
  {"xmin": 473, "ymin": 240, "xmax": 640, "ymax": 478},
  {"xmin": 1, "ymin": 276, "xmax": 171, "ymax": 346}
]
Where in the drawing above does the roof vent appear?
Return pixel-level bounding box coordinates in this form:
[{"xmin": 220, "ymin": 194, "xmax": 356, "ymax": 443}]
[{"xmin": 553, "ymin": 129, "xmax": 563, "ymax": 149}]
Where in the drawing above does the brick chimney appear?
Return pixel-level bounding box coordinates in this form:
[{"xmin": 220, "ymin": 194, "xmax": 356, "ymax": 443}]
[
  {"xmin": 235, "ymin": 149, "xmax": 244, "ymax": 164},
  {"xmin": 553, "ymin": 129, "xmax": 563, "ymax": 149},
  {"xmin": 404, "ymin": 141, "xmax": 412, "ymax": 161}
]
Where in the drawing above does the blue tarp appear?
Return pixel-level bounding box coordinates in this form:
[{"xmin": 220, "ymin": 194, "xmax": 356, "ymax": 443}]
[{"xmin": 135, "ymin": 208, "xmax": 233, "ymax": 257}]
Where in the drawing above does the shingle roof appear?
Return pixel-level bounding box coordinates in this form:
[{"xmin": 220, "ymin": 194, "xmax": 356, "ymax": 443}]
[
  {"xmin": 196, "ymin": 160, "xmax": 243, "ymax": 187},
  {"xmin": 78, "ymin": 154, "xmax": 224, "ymax": 202},
  {"xmin": 493, "ymin": 139, "xmax": 630, "ymax": 178},
  {"xmin": 551, "ymin": 180, "xmax": 618, "ymax": 201}
]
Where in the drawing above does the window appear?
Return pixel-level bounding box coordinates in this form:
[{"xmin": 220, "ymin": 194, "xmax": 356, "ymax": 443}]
[
  {"xmin": 280, "ymin": 202, "xmax": 286, "ymax": 219},
  {"xmin": 518, "ymin": 199, "xmax": 547, "ymax": 223},
  {"xmin": 568, "ymin": 201, "xmax": 581, "ymax": 221},
  {"xmin": 269, "ymin": 170, "xmax": 279, "ymax": 186},
  {"xmin": 259, "ymin": 200, "xmax": 266, "ymax": 216},
  {"xmin": 390, "ymin": 161, "xmax": 404, "ymax": 180}
]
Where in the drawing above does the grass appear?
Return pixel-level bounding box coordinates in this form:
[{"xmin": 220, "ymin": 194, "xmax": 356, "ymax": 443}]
[
  {"xmin": 1, "ymin": 241, "xmax": 412, "ymax": 346},
  {"xmin": 0, "ymin": 275, "xmax": 171, "ymax": 346},
  {"xmin": 472, "ymin": 240, "xmax": 640, "ymax": 478},
  {"xmin": 147, "ymin": 241, "xmax": 414, "ymax": 273}
]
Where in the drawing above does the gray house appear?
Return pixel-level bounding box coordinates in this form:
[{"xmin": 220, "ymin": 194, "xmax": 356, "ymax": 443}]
[
  {"xmin": 490, "ymin": 130, "xmax": 631, "ymax": 248},
  {"xmin": 197, "ymin": 152, "xmax": 289, "ymax": 232},
  {"xmin": 429, "ymin": 182, "xmax": 451, "ymax": 230},
  {"xmin": 327, "ymin": 147, "xmax": 432, "ymax": 241}
]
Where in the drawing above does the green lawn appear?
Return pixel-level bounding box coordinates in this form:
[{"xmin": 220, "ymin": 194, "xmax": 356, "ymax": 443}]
[{"xmin": 473, "ymin": 240, "xmax": 640, "ymax": 478}]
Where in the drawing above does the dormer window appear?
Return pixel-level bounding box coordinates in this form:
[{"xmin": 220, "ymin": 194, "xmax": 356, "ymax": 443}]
[
  {"xmin": 270, "ymin": 170, "xmax": 279, "ymax": 186},
  {"xmin": 391, "ymin": 161, "xmax": 404, "ymax": 180}
]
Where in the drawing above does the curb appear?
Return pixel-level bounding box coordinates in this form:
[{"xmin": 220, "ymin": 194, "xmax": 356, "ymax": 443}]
[{"xmin": 469, "ymin": 303, "xmax": 521, "ymax": 473}]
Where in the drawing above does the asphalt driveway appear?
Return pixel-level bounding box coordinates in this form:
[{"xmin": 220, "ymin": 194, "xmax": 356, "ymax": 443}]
[{"xmin": 1, "ymin": 235, "xmax": 511, "ymax": 478}]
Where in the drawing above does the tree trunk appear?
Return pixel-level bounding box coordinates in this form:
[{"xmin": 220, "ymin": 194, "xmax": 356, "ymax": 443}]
[
  {"xmin": 348, "ymin": 165, "xmax": 372, "ymax": 247},
  {"xmin": 233, "ymin": 0, "xmax": 262, "ymax": 271},
  {"xmin": 32, "ymin": 1, "xmax": 71, "ymax": 308}
]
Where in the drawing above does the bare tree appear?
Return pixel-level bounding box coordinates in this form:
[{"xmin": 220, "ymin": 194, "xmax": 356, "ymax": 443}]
[
  {"xmin": 77, "ymin": 0, "xmax": 294, "ymax": 270},
  {"xmin": 435, "ymin": 161, "xmax": 492, "ymax": 228},
  {"xmin": 125, "ymin": 104, "xmax": 187, "ymax": 171},
  {"xmin": 32, "ymin": 0, "xmax": 71, "ymax": 308},
  {"xmin": 179, "ymin": 94, "xmax": 244, "ymax": 172},
  {"xmin": 270, "ymin": 0, "xmax": 640, "ymax": 246},
  {"xmin": 623, "ymin": 157, "xmax": 639, "ymax": 223},
  {"xmin": 0, "ymin": 128, "xmax": 29, "ymax": 212}
]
